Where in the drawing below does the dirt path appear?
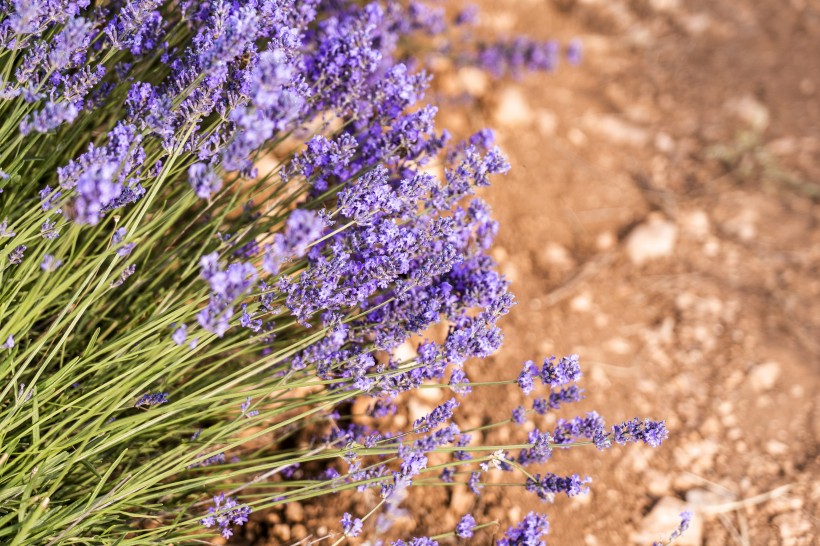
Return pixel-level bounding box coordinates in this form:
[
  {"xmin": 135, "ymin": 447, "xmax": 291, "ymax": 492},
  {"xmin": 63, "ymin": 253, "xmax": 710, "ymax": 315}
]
[{"xmin": 434, "ymin": 0, "xmax": 819, "ymax": 544}]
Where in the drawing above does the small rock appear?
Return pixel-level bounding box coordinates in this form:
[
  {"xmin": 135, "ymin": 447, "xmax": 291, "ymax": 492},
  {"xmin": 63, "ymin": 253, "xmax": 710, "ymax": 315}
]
[
  {"xmin": 596, "ymin": 231, "xmax": 616, "ymax": 250},
  {"xmin": 538, "ymin": 242, "xmax": 575, "ymax": 271},
  {"xmin": 631, "ymin": 497, "xmax": 702, "ymax": 546},
  {"xmin": 285, "ymin": 502, "xmax": 304, "ymax": 523},
  {"xmin": 681, "ymin": 210, "xmax": 710, "ymax": 240},
  {"xmin": 674, "ymin": 440, "xmax": 719, "ymax": 473},
  {"xmin": 649, "ymin": 0, "xmax": 680, "ymax": 11},
  {"xmin": 536, "ymin": 109, "xmax": 558, "ymax": 136},
  {"xmin": 570, "ymin": 292, "xmax": 594, "ymax": 312},
  {"xmin": 291, "ymin": 524, "xmax": 308, "ymax": 541},
  {"xmin": 494, "ymin": 87, "xmax": 531, "ymax": 128},
  {"xmin": 587, "ymin": 114, "xmax": 650, "ymax": 147},
  {"xmin": 273, "ymin": 524, "xmax": 291, "ymax": 541},
  {"xmin": 457, "ymin": 67, "xmax": 489, "ymax": 96},
  {"xmin": 685, "ymin": 488, "xmax": 734, "ymax": 508},
  {"xmin": 655, "ymin": 132, "xmax": 675, "ymax": 153},
  {"xmin": 645, "ymin": 470, "xmax": 672, "ymax": 496},
  {"xmin": 626, "ymin": 214, "xmax": 678, "ymax": 265},
  {"xmin": 774, "ymin": 512, "xmax": 813, "ymax": 545},
  {"xmin": 567, "ymin": 127, "xmax": 588, "ymax": 147},
  {"xmin": 727, "ymin": 94, "xmax": 769, "ymax": 130},
  {"xmin": 765, "ymin": 439, "xmax": 789, "ymax": 456},
  {"xmin": 748, "ymin": 361, "xmax": 781, "ymax": 392}
]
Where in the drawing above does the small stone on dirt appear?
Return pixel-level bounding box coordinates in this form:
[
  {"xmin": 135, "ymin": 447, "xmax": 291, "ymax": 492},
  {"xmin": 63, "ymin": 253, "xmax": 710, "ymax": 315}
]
[
  {"xmin": 285, "ymin": 502, "xmax": 304, "ymax": 522},
  {"xmin": 774, "ymin": 512, "xmax": 813, "ymax": 545},
  {"xmin": 631, "ymin": 496, "xmax": 701, "ymax": 546},
  {"xmin": 626, "ymin": 215, "xmax": 678, "ymax": 265},
  {"xmin": 494, "ymin": 87, "xmax": 531, "ymax": 128},
  {"xmin": 748, "ymin": 361, "xmax": 781, "ymax": 392}
]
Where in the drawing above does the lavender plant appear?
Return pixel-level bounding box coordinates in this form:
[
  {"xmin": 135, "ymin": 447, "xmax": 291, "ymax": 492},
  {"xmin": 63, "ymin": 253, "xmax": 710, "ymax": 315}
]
[{"xmin": 0, "ymin": 1, "xmax": 668, "ymax": 544}]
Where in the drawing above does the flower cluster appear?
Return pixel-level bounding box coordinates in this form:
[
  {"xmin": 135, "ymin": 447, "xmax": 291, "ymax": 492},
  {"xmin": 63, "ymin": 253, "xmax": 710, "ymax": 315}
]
[
  {"xmin": 0, "ymin": 0, "xmax": 665, "ymax": 544},
  {"xmin": 200, "ymin": 494, "xmax": 251, "ymax": 539}
]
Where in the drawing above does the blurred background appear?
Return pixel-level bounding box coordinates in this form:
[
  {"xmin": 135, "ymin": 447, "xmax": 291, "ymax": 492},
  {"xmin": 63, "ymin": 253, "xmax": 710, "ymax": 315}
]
[{"xmin": 429, "ymin": 0, "xmax": 819, "ymax": 544}]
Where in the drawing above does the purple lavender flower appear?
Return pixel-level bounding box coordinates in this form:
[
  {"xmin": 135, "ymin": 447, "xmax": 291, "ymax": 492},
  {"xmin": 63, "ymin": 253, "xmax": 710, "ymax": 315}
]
[
  {"xmin": 41, "ymin": 218, "xmax": 59, "ymax": 240},
  {"xmin": 413, "ymin": 398, "xmax": 458, "ymax": 432},
  {"xmin": 197, "ymin": 253, "xmax": 257, "ymax": 336},
  {"xmin": 20, "ymin": 101, "xmax": 79, "ymax": 134},
  {"xmin": 611, "ymin": 418, "xmax": 668, "ymax": 448},
  {"xmin": 112, "ymin": 227, "xmax": 135, "ymax": 256},
  {"xmin": 171, "ymin": 324, "xmax": 187, "ymax": 345},
  {"xmin": 134, "ymin": 392, "xmax": 168, "ymax": 407},
  {"xmin": 188, "ymin": 452, "xmax": 226, "ymax": 469},
  {"xmin": 512, "ymin": 405, "xmax": 527, "ymax": 424},
  {"xmin": 200, "ymin": 493, "xmax": 251, "ymax": 539},
  {"xmin": 525, "ymin": 472, "xmax": 591, "ymax": 502},
  {"xmin": 449, "ymin": 369, "xmax": 471, "ymax": 395},
  {"xmin": 497, "ymin": 512, "xmax": 550, "ymax": 546},
  {"xmin": 566, "ymin": 39, "xmax": 583, "ymax": 66},
  {"xmin": 41, "ymin": 254, "xmax": 63, "ymax": 272},
  {"xmin": 111, "ymin": 264, "xmax": 136, "ymax": 287},
  {"xmin": 517, "ymin": 360, "xmax": 538, "ymax": 395},
  {"xmin": 240, "ymin": 396, "xmax": 259, "ymax": 418},
  {"xmin": 188, "ymin": 163, "xmax": 222, "ymax": 200},
  {"xmin": 0, "ymin": 219, "xmax": 15, "ymax": 238},
  {"xmin": 2, "ymin": 335, "xmax": 14, "ymax": 350},
  {"xmin": 455, "ymin": 514, "xmax": 476, "ymax": 538},
  {"xmin": 262, "ymin": 209, "xmax": 325, "ymax": 275},
  {"xmin": 7, "ymin": 245, "xmax": 26, "ymax": 265},
  {"xmin": 467, "ymin": 471, "xmax": 482, "ymax": 495},
  {"xmin": 392, "ymin": 539, "xmax": 439, "ymax": 546},
  {"xmin": 540, "ymin": 354, "xmax": 582, "ymax": 386},
  {"xmin": 341, "ymin": 512, "xmax": 363, "ymax": 537}
]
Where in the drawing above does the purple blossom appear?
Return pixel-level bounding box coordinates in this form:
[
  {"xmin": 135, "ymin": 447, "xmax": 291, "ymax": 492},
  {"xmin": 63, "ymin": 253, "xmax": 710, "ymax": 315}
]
[
  {"xmin": 20, "ymin": 101, "xmax": 79, "ymax": 134},
  {"xmin": 2, "ymin": 335, "xmax": 14, "ymax": 350},
  {"xmin": 262, "ymin": 209, "xmax": 325, "ymax": 275},
  {"xmin": 455, "ymin": 514, "xmax": 476, "ymax": 538},
  {"xmin": 188, "ymin": 163, "xmax": 222, "ymax": 200},
  {"xmin": 188, "ymin": 452, "xmax": 226, "ymax": 469},
  {"xmin": 497, "ymin": 512, "xmax": 550, "ymax": 546},
  {"xmin": 197, "ymin": 253, "xmax": 257, "ymax": 337},
  {"xmin": 171, "ymin": 324, "xmax": 187, "ymax": 345},
  {"xmin": 540, "ymin": 354, "xmax": 582, "ymax": 386},
  {"xmin": 467, "ymin": 471, "xmax": 482, "ymax": 495},
  {"xmin": 134, "ymin": 392, "xmax": 168, "ymax": 407},
  {"xmin": 512, "ymin": 406, "xmax": 526, "ymax": 424},
  {"xmin": 240, "ymin": 396, "xmax": 259, "ymax": 418},
  {"xmin": 111, "ymin": 264, "xmax": 136, "ymax": 287},
  {"xmin": 41, "ymin": 218, "xmax": 59, "ymax": 240},
  {"xmin": 0, "ymin": 219, "xmax": 15, "ymax": 238},
  {"xmin": 413, "ymin": 398, "xmax": 458, "ymax": 432},
  {"xmin": 566, "ymin": 39, "xmax": 583, "ymax": 66},
  {"xmin": 7, "ymin": 245, "xmax": 26, "ymax": 265},
  {"xmin": 341, "ymin": 512, "xmax": 363, "ymax": 537},
  {"xmin": 611, "ymin": 418, "xmax": 669, "ymax": 448},
  {"xmin": 525, "ymin": 472, "xmax": 591, "ymax": 502},
  {"xmin": 517, "ymin": 360, "xmax": 538, "ymax": 395},
  {"xmin": 200, "ymin": 493, "xmax": 251, "ymax": 539},
  {"xmin": 41, "ymin": 254, "xmax": 63, "ymax": 272}
]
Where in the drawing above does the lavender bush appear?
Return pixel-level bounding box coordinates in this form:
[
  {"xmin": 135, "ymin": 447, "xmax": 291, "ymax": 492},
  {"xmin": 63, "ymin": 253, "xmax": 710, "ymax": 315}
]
[{"xmin": 0, "ymin": 1, "xmax": 670, "ymax": 544}]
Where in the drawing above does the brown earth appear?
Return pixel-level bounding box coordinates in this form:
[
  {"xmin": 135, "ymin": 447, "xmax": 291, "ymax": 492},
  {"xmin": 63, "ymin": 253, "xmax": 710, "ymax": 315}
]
[{"xmin": 236, "ymin": 1, "xmax": 820, "ymax": 545}]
